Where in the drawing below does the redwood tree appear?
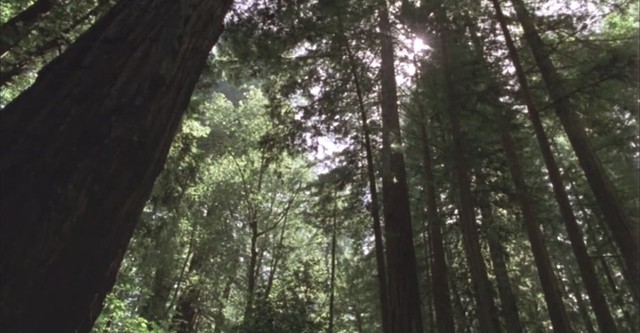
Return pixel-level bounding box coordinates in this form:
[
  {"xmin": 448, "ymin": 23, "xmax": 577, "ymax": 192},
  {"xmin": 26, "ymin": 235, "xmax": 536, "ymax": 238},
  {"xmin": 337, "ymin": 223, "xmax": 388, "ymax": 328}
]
[
  {"xmin": 509, "ymin": 0, "xmax": 639, "ymax": 299},
  {"xmin": 377, "ymin": 0, "xmax": 424, "ymax": 331},
  {"xmin": 0, "ymin": 0, "xmax": 233, "ymax": 332}
]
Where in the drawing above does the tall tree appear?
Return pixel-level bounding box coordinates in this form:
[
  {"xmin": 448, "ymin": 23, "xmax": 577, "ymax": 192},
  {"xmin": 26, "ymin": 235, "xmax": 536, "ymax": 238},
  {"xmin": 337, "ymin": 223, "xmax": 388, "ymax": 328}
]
[
  {"xmin": 417, "ymin": 111, "xmax": 455, "ymax": 333},
  {"xmin": 342, "ymin": 29, "xmax": 391, "ymax": 333},
  {"xmin": 509, "ymin": 0, "xmax": 639, "ymax": 297},
  {"xmin": 376, "ymin": 0, "xmax": 424, "ymax": 331},
  {"xmin": 434, "ymin": 12, "xmax": 502, "ymax": 333},
  {"xmin": 499, "ymin": 116, "xmax": 576, "ymax": 333},
  {"xmin": 490, "ymin": 1, "xmax": 620, "ymax": 330},
  {"xmin": 0, "ymin": 0, "xmax": 233, "ymax": 331}
]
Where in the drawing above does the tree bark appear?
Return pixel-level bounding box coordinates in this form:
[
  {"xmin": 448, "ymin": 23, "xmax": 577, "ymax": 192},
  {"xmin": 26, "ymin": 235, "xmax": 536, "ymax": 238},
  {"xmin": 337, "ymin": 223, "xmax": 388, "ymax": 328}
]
[
  {"xmin": 436, "ymin": 16, "xmax": 501, "ymax": 333},
  {"xmin": 0, "ymin": 1, "xmax": 233, "ymax": 332},
  {"xmin": 377, "ymin": 1, "xmax": 424, "ymax": 332},
  {"xmin": 509, "ymin": 0, "xmax": 639, "ymax": 296}
]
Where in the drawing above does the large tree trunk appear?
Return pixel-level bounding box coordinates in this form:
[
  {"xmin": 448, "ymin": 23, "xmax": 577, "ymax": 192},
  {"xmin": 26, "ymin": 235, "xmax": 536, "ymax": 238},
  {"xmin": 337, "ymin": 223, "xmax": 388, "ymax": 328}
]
[
  {"xmin": 490, "ymin": 2, "xmax": 619, "ymax": 330},
  {"xmin": 509, "ymin": 0, "xmax": 639, "ymax": 296},
  {"xmin": 0, "ymin": 1, "xmax": 233, "ymax": 332},
  {"xmin": 499, "ymin": 121, "xmax": 575, "ymax": 333},
  {"xmin": 436, "ymin": 17, "xmax": 501, "ymax": 333},
  {"xmin": 377, "ymin": 1, "xmax": 424, "ymax": 331}
]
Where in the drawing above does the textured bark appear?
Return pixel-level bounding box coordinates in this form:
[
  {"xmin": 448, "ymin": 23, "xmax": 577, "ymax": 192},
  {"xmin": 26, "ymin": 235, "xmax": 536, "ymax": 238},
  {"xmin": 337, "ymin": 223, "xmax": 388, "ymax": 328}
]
[
  {"xmin": 475, "ymin": 176, "xmax": 524, "ymax": 333},
  {"xmin": 490, "ymin": 2, "xmax": 619, "ymax": 330},
  {"xmin": 418, "ymin": 120, "xmax": 455, "ymax": 333},
  {"xmin": 510, "ymin": 0, "xmax": 639, "ymax": 296},
  {"xmin": 377, "ymin": 1, "xmax": 424, "ymax": 331},
  {"xmin": 436, "ymin": 17, "xmax": 501, "ymax": 333},
  {"xmin": 499, "ymin": 124, "xmax": 576, "ymax": 333},
  {"xmin": 0, "ymin": 0, "xmax": 59, "ymax": 56},
  {"xmin": 342, "ymin": 28, "xmax": 390, "ymax": 333},
  {"xmin": 0, "ymin": 1, "xmax": 233, "ymax": 332}
]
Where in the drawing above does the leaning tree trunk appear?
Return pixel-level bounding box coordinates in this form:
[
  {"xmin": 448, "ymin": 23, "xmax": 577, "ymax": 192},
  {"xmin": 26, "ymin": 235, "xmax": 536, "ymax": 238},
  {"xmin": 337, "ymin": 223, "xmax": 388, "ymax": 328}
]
[
  {"xmin": 377, "ymin": 1, "xmax": 424, "ymax": 331},
  {"xmin": 509, "ymin": 0, "xmax": 639, "ymax": 296},
  {"xmin": 499, "ymin": 120, "xmax": 576, "ymax": 333},
  {"xmin": 490, "ymin": 2, "xmax": 619, "ymax": 330},
  {"xmin": 0, "ymin": 1, "xmax": 233, "ymax": 332}
]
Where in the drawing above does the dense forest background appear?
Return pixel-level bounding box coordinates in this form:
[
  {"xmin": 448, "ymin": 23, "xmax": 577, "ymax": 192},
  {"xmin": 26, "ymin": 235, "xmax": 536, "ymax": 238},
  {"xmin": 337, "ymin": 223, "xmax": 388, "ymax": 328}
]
[{"xmin": 0, "ymin": 0, "xmax": 638, "ymax": 332}]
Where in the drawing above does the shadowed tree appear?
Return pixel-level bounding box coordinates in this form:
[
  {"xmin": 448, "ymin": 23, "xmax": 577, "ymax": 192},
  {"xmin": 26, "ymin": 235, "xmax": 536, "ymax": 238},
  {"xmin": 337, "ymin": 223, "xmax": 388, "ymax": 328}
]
[
  {"xmin": 0, "ymin": 0, "xmax": 233, "ymax": 332},
  {"xmin": 376, "ymin": 0, "xmax": 424, "ymax": 331}
]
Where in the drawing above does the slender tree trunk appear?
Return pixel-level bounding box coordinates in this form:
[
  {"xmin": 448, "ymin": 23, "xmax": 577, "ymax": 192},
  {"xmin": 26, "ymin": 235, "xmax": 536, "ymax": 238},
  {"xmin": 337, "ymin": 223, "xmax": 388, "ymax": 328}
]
[
  {"xmin": 436, "ymin": 16, "xmax": 501, "ymax": 333},
  {"xmin": 0, "ymin": 1, "xmax": 232, "ymax": 331},
  {"xmin": 599, "ymin": 257, "xmax": 635, "ymax": 329},
  {"xmin": 264, "ymin": 213, "xmax": 288, "ymax": 299},
  {"xmin": 377, "ymin": 1, "xmax": 424, "ymax": 332},
  {"xmin": 509, "ymin": 0, "xmax": 639, "ymax": 295},
  {"xmin": 475, "ymin": 174, "xmax": 524, "ymax": 333},
  {"xmin": 342, "ymin": 27, "xmax": 391, "ymax": 333},
  {"xmin": 420, "ymin": 222, "xmax": 435, "ymax": 333},
  {"xmin": 566, "ymin": 171, "xmax": 640, "ymax": 301},
  {"xmin": 499, "ymin": 121, "xmax": 576, "ymax": 333},
  {"xmin": 328, "ymin": 192, "xmax": 338, "ymax": 333},
  {"xmin": 245, "ymin": 219, "xmax": 259, "ymax": 318},
  {"xmin": 0, "ymin": 0, "xmax": 60, "ymax": 56},
  {"xmin": 418, "ymin": 120, "xmax": 455, "ymax": 333},
  {"xmin": 490, "ymin": 2, "xmax": 620, "ymax": 330}
]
